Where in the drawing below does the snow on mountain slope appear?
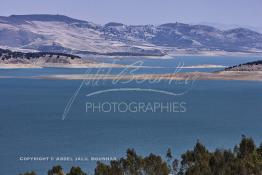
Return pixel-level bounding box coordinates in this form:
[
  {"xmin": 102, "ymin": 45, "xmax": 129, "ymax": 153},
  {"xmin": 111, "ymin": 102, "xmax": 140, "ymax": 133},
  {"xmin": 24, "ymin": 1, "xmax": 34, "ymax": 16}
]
[
  {"xmin": 20, "ymin": 21, "xmax": 127, "ymax": 53},
  {"xmin": 1, "ymin": 14, "xmax": 262, "ymax": 55},
  {"xmin": 0, "ymin": 15, "xmax": 163, "ymax": 55}
]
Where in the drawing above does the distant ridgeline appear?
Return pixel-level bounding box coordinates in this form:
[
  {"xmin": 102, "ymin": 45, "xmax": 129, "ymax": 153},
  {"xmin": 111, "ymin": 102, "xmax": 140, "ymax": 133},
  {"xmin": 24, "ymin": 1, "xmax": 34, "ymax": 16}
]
[
  {"xmin": 2, "ymin": 14, "xmax": 262, "ymax": 56},
  {"xmin": 225, "ymin": 60, "xmax": 262, "ymax": 71},
  {"xmin": 0, "ymin": 48, "xmax": 80, "ymax": 60}
]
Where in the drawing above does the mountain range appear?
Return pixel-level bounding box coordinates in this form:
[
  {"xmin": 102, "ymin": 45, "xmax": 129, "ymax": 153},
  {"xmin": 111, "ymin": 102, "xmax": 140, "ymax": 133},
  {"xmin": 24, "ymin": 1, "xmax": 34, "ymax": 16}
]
[{"xmin": 1, "ymin": 14, "xmax": 262, "ymax": 56}]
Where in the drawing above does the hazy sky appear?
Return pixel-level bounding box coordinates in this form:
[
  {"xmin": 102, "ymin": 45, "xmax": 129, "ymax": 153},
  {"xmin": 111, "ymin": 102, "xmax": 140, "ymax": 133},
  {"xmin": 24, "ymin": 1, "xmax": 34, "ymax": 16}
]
[{"xmin": 1, "ymin": 0, "xmax": 262, "ymax": 27}]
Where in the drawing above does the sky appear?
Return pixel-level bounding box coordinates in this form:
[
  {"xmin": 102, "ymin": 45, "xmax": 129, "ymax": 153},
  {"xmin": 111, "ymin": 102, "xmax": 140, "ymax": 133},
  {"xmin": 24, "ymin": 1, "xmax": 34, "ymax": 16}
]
[{"xmin": 1, "ymin": 0, "xmax": 262, "ymax": 28}]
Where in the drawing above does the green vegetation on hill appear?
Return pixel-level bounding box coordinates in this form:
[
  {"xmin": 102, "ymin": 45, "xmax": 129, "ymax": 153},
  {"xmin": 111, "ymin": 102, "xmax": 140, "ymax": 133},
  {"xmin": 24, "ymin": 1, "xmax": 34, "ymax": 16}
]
[
  {"xmin": 0, "ymin": 48, "xmax": 80, "ymax": 60},
  {"xmin": 20, "ymin": 136, "xmax": 262, "ymax": 175},
  {"xmin": 225, "ymin": 60, "xmax": 262, "ymax": 71}
]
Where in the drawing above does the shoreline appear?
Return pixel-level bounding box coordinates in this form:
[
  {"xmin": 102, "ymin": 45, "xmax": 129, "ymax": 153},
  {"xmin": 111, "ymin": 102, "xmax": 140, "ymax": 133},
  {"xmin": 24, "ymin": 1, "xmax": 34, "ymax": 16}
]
[
  {"xmin": 39, "ymin": 71, "xmax": 262, "ymax": 81},
  {"xmin": 1, "ymin": 71, "xmax": 261, "ymax": 81},
  {"xmin": 37, "ymin": 71, "xmax": 262, "ymax": 81},
  {"xmin": 0, "ymin": 63, "xmax": 126, "ymax": 69},
  {"xmin": 0, "ymin": 63, "xmax": 227, "ymax": 69}
]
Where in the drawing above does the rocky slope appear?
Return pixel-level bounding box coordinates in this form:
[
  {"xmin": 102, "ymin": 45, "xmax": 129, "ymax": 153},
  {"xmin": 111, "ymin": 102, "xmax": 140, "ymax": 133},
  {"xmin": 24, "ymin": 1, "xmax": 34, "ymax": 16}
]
[{"xmin": 1, "ymin": 14, "xmax": 262, "ymax": 56}]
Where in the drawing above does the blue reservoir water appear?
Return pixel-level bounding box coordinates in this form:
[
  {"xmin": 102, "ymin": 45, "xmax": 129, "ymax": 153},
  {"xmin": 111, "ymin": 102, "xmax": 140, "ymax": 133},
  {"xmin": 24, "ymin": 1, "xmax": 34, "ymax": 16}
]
[{"xmin": 0, "ymin": 56, "xmax": 262, "ymax": 174}]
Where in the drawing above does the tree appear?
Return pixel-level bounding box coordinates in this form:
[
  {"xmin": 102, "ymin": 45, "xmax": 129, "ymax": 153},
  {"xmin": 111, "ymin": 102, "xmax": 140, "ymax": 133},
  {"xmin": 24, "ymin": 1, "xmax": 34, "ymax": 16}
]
[
  {"xmin": 166, "ymin": 148, "xmax": 179, "ymax": 174},
  {"xmin": 238, "ymin": 135, "xmax": 256, "ymax": 158},
  {"xmin": 48, "ymin": 165, "xmax": 64, "ymax": 175},
  {"xmin": 109, "ymin": 160, "xmax": 124, "ymax": 175},
  {"xmin": 179, "ymin": 141, "xmax": 211, "ymax": 175},
  {"xmin": 121, "ymin": 148, "xmax": 143, "ymax": 175},
  {"xmin": 19, "ymin": 136, "xmax": 262, "ymax": 175},
  {"xmin": 166, "ymin": 148, "xmax": 173, "ymax": 162},
  {"xmin": 95, "ymin": 161, "xmax": 110, "ymax": 175},
  {"xmin": 172, "ymin": 159, "xmax": 179, "ymax": 174},
  {"xmin": 143, "ymin": 153, "xmax": 169, "ymax": 175},
  {"xmin": 67, "ymin": 166, "xmax": 87, "ymax": 175}
]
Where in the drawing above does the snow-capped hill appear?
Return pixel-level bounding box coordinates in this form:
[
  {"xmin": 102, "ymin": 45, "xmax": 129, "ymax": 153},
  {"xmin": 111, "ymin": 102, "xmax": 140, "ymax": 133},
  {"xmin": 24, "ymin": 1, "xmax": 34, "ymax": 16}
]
[
  {"xmin": 145, "ymin": 23, "xmax": 262, "ymax": 51},
  {"xmin": 0, "ymin": 14, "xmax": 262, "ymax": 55},
  {"xmin": 0, "ymin": 14, "xmax": 163, "ymax": 56},
  {"xmin": 0, "ymin": 14, "xmax": 101, "ymax": 30},
  {"xmin": 224, "ymin": 27, "xmax": 262, "ymax": 40}
]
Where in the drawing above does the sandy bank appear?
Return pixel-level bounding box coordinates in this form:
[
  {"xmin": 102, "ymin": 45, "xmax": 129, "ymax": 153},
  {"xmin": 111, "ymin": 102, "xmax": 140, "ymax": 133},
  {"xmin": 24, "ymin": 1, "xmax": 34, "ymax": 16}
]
[
  {"xmin": 34, "ymin": 71, "xmax": 262, "ymax": 81},
  {"xmin": 0, "ymin": 64, "xmax": 42, "ymax": 69},
  {"xmin": 0, "ymin": 62, "xmax": 124, "ymax": 69},
  {"xmin": 182, "ymin": 64, "xmax": 226, "ymax": 68}
]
